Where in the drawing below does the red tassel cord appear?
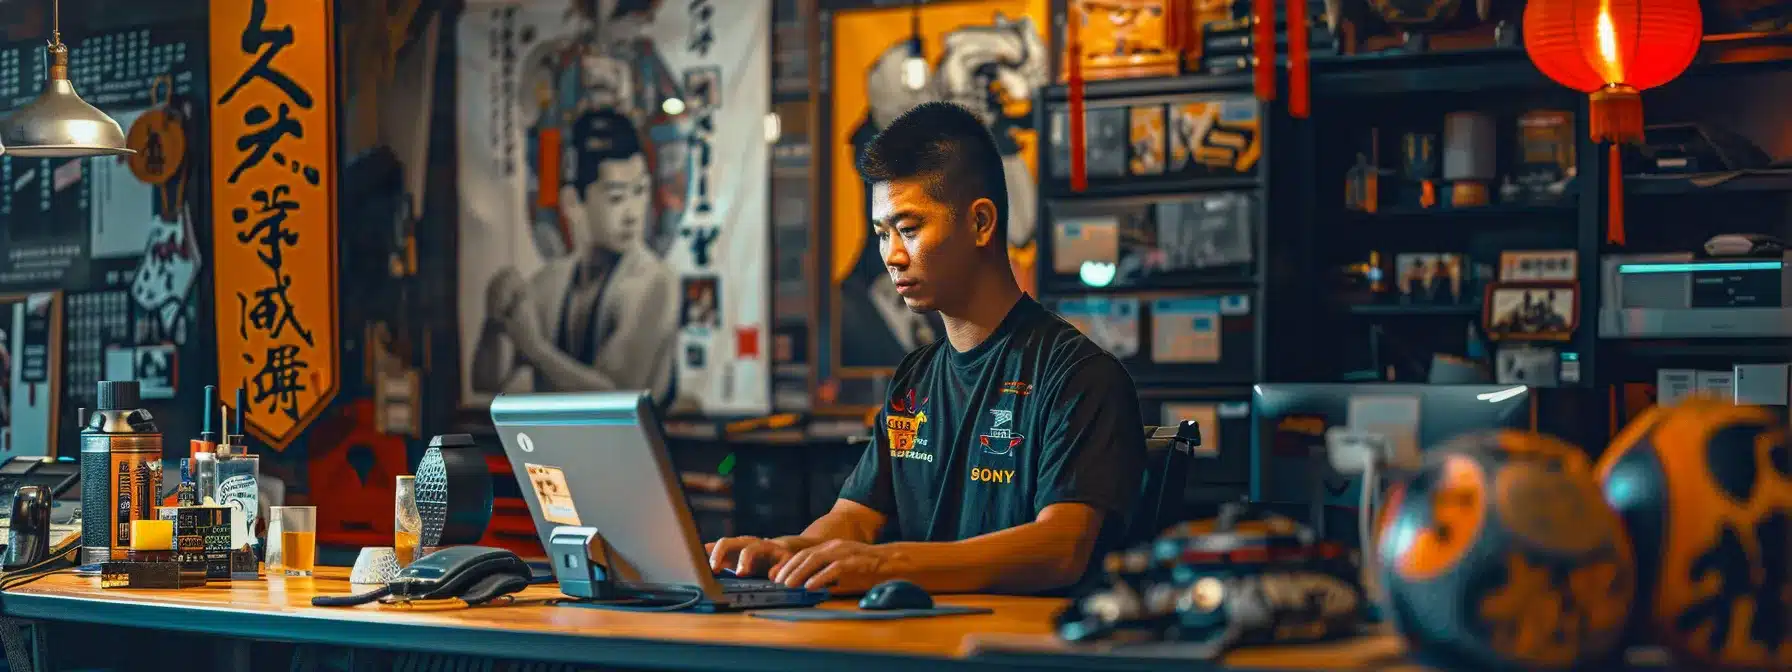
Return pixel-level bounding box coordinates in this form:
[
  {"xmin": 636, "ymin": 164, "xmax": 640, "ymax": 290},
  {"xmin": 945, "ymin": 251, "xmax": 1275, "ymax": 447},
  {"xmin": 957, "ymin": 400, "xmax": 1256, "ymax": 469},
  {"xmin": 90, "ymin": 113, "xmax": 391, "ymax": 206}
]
[
  {"xmin": 1607, "ymin": 143, "xmax": 1625, "ymax": 246},
  {"xmin": 1253, "ymin": 0, "xmax": 1277, "ymax": 101},
  {"xmin": 1068, "ymin": 8, "xmax": 1087, "ymax": 192},
  {"xmin": 1286, "ymin": 0, "xmax": 1310, "ymax": 118}
]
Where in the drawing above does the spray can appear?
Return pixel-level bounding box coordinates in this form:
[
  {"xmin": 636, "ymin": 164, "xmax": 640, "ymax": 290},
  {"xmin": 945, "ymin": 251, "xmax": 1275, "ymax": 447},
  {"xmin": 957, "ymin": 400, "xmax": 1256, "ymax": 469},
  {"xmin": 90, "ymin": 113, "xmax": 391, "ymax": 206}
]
[{"xmin": 79, "ymin": 380, "xmax": 164, "ymax": 564}]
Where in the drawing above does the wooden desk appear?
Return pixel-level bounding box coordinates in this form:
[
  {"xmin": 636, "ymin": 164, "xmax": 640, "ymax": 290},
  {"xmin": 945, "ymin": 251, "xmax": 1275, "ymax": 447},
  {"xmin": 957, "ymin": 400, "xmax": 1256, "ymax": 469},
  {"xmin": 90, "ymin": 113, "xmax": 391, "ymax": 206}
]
[{"xmin": 0, "ymin": 567, "xmax": 1417, "ymax": 671}]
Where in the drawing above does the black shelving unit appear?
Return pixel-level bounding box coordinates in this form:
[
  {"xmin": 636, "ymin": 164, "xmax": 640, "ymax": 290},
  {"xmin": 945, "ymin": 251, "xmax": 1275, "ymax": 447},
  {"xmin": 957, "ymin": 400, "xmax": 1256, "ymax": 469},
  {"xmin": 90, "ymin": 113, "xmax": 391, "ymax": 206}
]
[
  {"xmin": 1346, "ymin": 303, "xmax": 1483, "ymax": 317},
  {"xmin": 1034, "ymin": 73, "xmax": 1276, "ymax": 387},
  {"xmin": 1293, "ymin": 66, "xmax": 1594, "ymax": 387},
  {"xmin": 1625, "ymin": 171, "xmax": 1792, "ymax": 196}
]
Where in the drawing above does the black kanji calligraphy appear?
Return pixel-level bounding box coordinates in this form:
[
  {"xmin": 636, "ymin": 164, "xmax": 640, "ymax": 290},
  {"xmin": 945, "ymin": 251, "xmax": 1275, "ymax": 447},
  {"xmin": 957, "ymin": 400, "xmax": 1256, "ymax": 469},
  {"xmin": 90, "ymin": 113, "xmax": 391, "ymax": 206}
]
[
  {"xmin": 1673, "ymin": 512, "xmax": 1788, "ymax": 655},
  {"xmin": 233, "ymin": 186, "xmax": 300, "ymax": 270},
  {"xmin": 245, "ymin": 344, "xmax": 309, "ymax": 421},
  {"xmin": 682, "ymin": 226, "xmax": 719, "ymax": 267},
  {"xmin": 687, "ymin": 112, "xmax": 714, "ymax": 215},
  {"xmin": 219, "ymin": 0, "xmax": 314, "ymax": 109},
  {"xmin": 238, "ymin": 275, "xmax": 313, "ymax": 346},
  {"xmin": 233, "ymin": 185, "xmax": 314, "ymax": 347},
  {"xmin": 687, "ymin": 0, "xmax": 715, "ymax": 56},
  {"xmin": 230, "ymin": 103, "xmax": 307, "ymax": 184}
]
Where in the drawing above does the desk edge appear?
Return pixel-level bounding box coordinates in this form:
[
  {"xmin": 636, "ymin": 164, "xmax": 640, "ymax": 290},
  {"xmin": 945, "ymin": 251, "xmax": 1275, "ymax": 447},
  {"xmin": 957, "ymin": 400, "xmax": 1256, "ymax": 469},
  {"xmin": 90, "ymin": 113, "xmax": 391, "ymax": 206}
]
[{"xmin": 0, "ymin": 591, "xmax": 1086, "ymax": 672}]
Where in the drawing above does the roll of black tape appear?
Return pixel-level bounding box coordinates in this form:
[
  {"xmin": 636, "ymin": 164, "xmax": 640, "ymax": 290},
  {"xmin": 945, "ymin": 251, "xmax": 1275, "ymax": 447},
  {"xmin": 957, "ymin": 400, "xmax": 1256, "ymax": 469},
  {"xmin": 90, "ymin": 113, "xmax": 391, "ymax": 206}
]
[{"xmin": 416, "ymin": 434, "xmax": 494, "ymax": 546}]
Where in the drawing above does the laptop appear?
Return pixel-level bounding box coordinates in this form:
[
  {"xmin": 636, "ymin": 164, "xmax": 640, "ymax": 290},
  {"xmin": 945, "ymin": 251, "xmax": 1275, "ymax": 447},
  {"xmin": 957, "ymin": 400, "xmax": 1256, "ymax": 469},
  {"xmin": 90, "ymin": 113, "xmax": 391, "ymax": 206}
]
[{"xmin": 491, "ymin": 390, "xmax": 827, "ymax": 611}]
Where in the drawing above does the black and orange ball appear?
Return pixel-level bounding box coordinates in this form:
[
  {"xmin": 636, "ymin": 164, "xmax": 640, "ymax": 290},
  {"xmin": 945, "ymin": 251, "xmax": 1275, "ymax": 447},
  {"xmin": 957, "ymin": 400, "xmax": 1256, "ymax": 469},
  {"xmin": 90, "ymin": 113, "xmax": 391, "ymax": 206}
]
[
  {"xmin": 1379, "ymin": 431, "xmax": 1635, "ymax": 671},
  {"xmin": 1597, "ymin": 397, "xmax": 1791, "ymax": 670}
]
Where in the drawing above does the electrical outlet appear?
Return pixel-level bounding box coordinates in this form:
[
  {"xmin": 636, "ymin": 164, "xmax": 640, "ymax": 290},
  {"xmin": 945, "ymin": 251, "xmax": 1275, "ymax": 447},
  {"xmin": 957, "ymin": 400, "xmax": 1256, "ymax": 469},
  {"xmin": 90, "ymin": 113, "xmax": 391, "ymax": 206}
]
[
  {"xmin": 1325, "ymin": 427, "xmax": 1422, "ymax": 474},
  {"xmin": 1325, "ymin": 428, "xmax": 1385, "ymax": 475}
]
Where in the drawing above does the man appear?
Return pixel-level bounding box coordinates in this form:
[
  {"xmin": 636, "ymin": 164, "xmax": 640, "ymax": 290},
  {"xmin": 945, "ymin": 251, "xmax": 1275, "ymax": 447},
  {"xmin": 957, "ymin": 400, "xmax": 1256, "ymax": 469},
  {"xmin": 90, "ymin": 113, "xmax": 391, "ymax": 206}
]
[
  {"xmin": 707, "ymin": 102, "xmax": 1146, "ymax": 596},
  {"xmin": 471, "ymin": 108, "xmax": 679, "ymax": 408}
]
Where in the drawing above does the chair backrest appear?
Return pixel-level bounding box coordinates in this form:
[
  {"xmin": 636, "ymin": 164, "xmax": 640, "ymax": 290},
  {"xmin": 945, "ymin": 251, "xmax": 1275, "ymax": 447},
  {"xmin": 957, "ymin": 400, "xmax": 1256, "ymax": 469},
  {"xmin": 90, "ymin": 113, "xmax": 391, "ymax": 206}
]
[{"xmin": 1124, "ymin": 421, "xmax": 1202, "ymax": 545}]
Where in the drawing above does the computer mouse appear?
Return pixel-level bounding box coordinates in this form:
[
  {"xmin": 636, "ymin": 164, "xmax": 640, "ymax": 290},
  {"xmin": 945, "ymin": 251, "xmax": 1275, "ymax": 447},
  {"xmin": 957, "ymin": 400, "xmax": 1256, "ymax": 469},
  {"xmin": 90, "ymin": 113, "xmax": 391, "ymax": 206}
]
[{"xmin": 859, "ymin": 579, "xmax": 932, "ymax": 610}]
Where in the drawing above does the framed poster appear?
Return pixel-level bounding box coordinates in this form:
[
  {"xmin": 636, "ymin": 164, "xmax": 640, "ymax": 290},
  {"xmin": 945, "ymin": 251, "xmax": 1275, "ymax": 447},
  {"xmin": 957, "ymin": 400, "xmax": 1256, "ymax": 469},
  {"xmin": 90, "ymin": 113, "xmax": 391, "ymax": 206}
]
[
  {"xmin": 820, "ymin": 0, "xmax": 1050, "ymax": 384},
  {"xmin": 0, "ymin": 292, "xmax": 62, "ymax": 457},
  {"xmin": 1483, "ymin": 281, "xmax": 1578, "ymax": 342},
  {"xmin": 455, "ymin": 1, "xmax": 772, "ymax": 416}
]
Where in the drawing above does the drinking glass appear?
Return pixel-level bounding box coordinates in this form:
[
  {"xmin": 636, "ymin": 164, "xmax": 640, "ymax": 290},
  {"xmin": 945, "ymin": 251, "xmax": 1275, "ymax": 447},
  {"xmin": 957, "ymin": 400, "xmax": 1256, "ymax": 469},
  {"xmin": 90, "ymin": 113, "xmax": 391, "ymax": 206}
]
[
  {"xmin": 394, "ymin": 476, "xmax": 421, "ymax": 567},
  {"xmin": 265, "ymin": 512, "xmax": 285, "ymax": 571},
  {"xmin": 274, "ymin": 506, "xmax": 317, "ymax": 577}
]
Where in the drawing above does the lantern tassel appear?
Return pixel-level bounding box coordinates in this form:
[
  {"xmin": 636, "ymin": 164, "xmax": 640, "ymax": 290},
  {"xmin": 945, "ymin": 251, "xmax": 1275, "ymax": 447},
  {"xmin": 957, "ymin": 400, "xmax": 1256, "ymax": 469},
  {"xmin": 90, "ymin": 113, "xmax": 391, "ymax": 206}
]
[
  {"xmin": 1589, "ymin": 85, "xmax": 1645, "ymax": 145},
  {"xmin": 1589, "ymin": 86, "xmax": 1641, "ymax": 247},
  {"xmin": 1068, "ymin": 9, "xmax": 1086, "ymax": 193},
  {"xmin": 1286, "ymin": 0, "xmax": 1310, "ymax": 118},
  {"xmin": 1606, "ymin": 143, "xmax": 1625, "ymax": 246},
  {"xmin": 1253, "ymin": 0, "xmax": 1277, "ymax": 102}
]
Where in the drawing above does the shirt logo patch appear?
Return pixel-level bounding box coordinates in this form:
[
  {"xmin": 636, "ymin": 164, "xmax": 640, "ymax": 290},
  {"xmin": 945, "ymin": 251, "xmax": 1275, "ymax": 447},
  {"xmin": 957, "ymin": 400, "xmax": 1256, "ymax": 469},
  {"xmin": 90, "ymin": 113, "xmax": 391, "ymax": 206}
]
[
  {"xmin": 1000, "ymin": 381, "xmax": 1032, "ymax": 396},
  {"xmin": 979, "ymin": 408, "xmax": 1024, "ymax": 456},
  {"xmin": 886, "ymin": 389, "xmax": 933, "ymax": 462}
]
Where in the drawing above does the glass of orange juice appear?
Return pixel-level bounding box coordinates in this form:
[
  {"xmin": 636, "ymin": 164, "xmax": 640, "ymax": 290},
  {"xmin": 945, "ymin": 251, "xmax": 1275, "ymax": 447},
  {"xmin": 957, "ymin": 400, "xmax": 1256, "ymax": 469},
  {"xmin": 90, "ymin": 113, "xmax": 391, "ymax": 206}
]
[
  {"xmin": 395, "ymin": 476, "xmax": 420, "ymax": 567},
  {"xmin": 274, "ymin": 506, "xmax": 317, "ymax": 577}
]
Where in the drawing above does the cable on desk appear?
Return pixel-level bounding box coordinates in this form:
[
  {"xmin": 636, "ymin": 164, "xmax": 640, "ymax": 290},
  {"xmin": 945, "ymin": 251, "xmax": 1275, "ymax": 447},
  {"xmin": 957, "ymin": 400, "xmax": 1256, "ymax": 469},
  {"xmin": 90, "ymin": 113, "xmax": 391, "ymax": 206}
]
[
  {"xmin": 0, "ymin": 539, "xmax": 80, "ymax": 592},
  {"xmin": 545, "ymin": 587, "xmax": 706, "ymax": 612}
]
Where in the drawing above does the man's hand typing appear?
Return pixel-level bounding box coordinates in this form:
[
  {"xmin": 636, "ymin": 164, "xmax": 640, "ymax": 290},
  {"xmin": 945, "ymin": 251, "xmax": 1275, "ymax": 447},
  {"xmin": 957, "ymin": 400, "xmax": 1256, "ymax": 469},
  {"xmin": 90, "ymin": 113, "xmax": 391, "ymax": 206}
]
[
  {"xmin": 770, "ymin": 540, "xmax": 913, "ymax": 593},
  {"xmin": 705, "ymin": 536, "xmax": 810, "ymax": 576}
]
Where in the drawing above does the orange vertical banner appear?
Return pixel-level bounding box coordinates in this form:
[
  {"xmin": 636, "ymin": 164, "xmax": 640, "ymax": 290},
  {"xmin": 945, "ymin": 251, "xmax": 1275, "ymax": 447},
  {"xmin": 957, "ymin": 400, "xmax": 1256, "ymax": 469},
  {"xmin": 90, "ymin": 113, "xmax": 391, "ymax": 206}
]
[{"xmin": 208, "ymin": 0, "xmax": 340, "ymax": 450}]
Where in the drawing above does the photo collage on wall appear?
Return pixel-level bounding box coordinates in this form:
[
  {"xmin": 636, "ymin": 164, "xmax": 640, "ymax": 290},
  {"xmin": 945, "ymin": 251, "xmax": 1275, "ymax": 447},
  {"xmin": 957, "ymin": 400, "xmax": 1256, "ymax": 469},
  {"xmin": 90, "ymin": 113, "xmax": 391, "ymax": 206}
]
[
  {"xmin": 0, "ymin": 26, "xmax": 207, "ymax": 456},
  {"xmin": 821, "ymin": 0, "xmax": 1051, "ymax": 407}
]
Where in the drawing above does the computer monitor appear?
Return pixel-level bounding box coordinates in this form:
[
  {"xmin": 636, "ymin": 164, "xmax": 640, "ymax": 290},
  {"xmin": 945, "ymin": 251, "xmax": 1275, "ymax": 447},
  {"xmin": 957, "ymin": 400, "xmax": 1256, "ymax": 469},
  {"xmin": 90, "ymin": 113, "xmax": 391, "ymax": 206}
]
[{"xmin": 1250, "ymin": 383, "xmax": 1531, "ymax": 543}]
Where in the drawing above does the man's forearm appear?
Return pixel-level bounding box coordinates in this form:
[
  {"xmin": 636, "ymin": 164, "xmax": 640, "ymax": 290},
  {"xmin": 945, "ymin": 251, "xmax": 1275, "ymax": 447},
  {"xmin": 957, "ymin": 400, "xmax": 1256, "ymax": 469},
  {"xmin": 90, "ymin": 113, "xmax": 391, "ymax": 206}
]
[
  {"xmin": 881, "ymin": 515, "xmax": 1094, "ymax": 594},
  {"xmin": 781, "ymin": 511, "xmax": 880, "ymax": 547}
]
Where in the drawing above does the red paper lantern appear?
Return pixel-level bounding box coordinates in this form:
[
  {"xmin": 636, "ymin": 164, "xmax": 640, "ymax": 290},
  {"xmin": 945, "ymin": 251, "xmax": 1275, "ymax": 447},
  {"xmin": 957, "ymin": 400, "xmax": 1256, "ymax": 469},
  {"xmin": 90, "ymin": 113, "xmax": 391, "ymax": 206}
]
[{"xmin": 1523, "ymin": 0, "xmax": 1703, "ymax": 245}]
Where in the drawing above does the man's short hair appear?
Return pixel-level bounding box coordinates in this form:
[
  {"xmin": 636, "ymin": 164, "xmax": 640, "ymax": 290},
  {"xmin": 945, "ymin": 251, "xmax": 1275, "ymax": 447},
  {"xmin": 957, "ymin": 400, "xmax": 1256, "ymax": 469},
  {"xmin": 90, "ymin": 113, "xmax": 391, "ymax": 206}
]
[
  {"xmin": 857, "ymin": 102, "xmax": 1009, "ymax": 237},
  {"xmin": 570, "ymin": 108, "xmax": 646, "ymax": 191}
]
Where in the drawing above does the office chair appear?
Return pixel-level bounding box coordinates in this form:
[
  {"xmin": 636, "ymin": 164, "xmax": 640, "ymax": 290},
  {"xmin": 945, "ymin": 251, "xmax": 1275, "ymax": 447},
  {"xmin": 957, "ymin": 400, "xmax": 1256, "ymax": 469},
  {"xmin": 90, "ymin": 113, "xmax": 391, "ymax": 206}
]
[{"xmin": 1124, "ymin": 421, "xmax": 1202, "ymax": 545}]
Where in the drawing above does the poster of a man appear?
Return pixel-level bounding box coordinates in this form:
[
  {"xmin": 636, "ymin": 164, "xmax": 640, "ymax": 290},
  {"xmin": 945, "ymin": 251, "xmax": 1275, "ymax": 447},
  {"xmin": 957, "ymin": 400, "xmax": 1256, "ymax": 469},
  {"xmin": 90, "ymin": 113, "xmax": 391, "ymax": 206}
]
[
  {"xmin": 828, "ymin": 3, "xmax": 1050, "ymax": 373},
  {"xmin": 457, "ymin": 1, "xmax": 771, "ymax": 415},
  {"xmin": 472, "ymin": 109, "xmax": 679, "ymax": 406}
]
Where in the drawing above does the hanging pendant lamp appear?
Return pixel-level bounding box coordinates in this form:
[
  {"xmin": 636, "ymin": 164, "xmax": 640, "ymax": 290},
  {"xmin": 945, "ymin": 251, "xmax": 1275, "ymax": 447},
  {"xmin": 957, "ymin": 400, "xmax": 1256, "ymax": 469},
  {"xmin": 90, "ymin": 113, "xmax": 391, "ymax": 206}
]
[{"xmin": 0, "ymin": 0, "xmax": 134, "ymax": 157}]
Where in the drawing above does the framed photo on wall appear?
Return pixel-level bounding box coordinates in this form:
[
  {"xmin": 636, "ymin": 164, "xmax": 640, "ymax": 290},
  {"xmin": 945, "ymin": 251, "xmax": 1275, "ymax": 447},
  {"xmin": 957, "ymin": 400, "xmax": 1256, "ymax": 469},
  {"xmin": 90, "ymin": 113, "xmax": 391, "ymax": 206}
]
[
  {"xmin": 1482, "ymin": 281, "xmax": 1578, "ymax": 341},
  {"xmin": 0, "ymin": 292, "xmax": 62, "ymax": 457}
]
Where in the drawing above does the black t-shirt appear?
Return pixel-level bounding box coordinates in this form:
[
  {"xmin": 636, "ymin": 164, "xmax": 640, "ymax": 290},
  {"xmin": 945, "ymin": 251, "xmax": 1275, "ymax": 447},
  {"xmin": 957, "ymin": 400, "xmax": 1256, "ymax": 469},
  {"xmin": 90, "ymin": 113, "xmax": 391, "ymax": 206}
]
[{"xmin": 838, "ymin": 295, "xmax": 1146, "ymax": 590}]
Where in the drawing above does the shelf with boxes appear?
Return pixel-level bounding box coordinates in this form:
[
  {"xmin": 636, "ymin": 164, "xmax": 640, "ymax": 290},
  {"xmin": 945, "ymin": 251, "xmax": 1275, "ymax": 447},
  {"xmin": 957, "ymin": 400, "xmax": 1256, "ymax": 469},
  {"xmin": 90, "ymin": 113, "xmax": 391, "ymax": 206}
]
[{"xmin": 1035, "ymin": 73, "xmax": 1274, "ymax": 389}]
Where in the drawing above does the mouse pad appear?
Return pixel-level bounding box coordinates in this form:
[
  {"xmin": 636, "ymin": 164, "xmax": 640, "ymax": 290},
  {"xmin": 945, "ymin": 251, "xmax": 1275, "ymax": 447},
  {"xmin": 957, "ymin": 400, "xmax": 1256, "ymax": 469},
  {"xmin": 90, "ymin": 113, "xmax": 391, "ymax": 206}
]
[{"xmin": 751, "ymin": 606, "xmax": 994, "ymax": 621}]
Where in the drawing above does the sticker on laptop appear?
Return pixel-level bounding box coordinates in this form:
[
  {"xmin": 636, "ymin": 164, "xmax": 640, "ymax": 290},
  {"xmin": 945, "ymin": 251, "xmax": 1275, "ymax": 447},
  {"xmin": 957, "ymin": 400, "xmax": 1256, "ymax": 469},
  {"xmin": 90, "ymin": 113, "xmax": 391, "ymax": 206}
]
[{"xmin": 524, "ymin": 464, "xmax": 582, "ymax": 526}]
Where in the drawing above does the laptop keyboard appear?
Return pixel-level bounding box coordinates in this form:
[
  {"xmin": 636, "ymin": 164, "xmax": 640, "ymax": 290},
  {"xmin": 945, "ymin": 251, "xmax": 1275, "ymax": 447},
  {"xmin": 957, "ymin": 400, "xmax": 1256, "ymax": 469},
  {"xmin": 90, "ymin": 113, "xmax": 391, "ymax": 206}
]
[{"xmin": 718, "ymin": 577, "xmax": 787, "ymax": 592}]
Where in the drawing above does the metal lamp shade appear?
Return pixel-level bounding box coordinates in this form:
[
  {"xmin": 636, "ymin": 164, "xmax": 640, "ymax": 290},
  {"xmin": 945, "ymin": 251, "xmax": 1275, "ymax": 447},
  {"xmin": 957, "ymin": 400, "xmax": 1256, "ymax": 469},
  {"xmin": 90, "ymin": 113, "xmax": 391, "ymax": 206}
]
[{"xmin": 0, "ymin": 78, "xmax": 133, "ymax": 157}]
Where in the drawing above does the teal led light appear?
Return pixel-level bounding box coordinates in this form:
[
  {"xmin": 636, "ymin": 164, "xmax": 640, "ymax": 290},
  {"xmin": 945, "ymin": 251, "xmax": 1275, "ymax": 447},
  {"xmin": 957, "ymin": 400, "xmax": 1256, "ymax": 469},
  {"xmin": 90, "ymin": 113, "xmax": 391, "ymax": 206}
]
[{"xmin": 1616, "ymin": 261, "xmax": 1782, "ymax": 274}]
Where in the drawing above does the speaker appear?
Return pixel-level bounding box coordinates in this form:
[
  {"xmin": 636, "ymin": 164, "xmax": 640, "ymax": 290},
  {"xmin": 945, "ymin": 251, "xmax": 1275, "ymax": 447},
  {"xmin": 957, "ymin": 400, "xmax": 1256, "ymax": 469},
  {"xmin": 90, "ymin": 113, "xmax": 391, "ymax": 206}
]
[{"xmin": 415, "ymin": 434, "xmax": 494, "ymax": 547}]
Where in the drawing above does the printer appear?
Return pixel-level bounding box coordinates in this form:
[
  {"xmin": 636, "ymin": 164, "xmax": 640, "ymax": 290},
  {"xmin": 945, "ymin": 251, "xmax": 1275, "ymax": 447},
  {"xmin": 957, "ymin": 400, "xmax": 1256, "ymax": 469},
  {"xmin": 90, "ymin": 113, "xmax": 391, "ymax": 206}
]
[{"xmin": 1600, "ymin": 251, "xmax": 1792, "ymax": 338}]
